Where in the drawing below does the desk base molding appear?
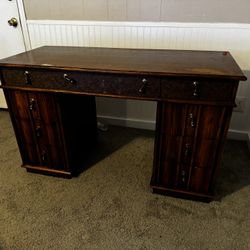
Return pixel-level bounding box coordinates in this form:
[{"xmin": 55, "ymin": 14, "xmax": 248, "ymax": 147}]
[
  {"xmin": 151, "ymin": 185, "xmax": 213, "ymax": 202},
  {"xmin": 23, "ymin": 165, "xmax": 72, "ymax": 178}
]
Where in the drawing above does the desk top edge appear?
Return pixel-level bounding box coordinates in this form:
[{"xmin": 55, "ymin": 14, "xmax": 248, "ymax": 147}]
[{"xmin": 0, "ymin": 46, "xmax": 247, "ymax": 81}]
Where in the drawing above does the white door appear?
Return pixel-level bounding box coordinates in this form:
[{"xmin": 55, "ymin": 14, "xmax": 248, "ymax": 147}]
[{"xmin": 0, "ymin": 0, "xmax": 26, "ymax": 108}]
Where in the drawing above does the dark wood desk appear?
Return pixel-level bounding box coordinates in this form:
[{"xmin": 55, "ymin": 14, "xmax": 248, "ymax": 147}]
[{"xmin": 0, "ymin": 46, "xmax": 246, "ymax": 201}]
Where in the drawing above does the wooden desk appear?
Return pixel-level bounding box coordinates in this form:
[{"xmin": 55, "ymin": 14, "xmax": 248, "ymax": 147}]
[{"xmin": 0, "ymin": 46, "xmax": 246, "ymax": 201}]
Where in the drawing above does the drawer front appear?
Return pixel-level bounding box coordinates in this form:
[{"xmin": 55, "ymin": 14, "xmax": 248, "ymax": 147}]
[
  {"xmin": 1, "ymin": 68, "xmax": 160, "ymax": 98},
  {"xmin": 189, "ymin": 167, "xmax": 213, "ymax": 193},
  {"xmin": 161, "ymin": 77, "xmax": 237, "ymax": 102},
  {"xmin": 193, "ymin": 139, "xmax": 218, "ymax": 168}
]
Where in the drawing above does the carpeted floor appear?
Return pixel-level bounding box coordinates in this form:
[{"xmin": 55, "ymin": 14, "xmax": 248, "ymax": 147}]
[{"xmin": 0, "ymin": 110, "xmax": 250, "ymax": 250}]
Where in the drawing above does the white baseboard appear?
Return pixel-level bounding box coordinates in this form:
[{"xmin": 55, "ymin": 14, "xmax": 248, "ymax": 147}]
[
  {"xmin": 98, "ymin": 115, "xmax": 249, "ymax": 141},
  {"xmin": 97, "ymin": 115, "xmax": 156, "ymax": 131},
  {"xmin": 227, "ymin": 129, "xmax": 249, "ymax": 141},
  {"xmin": 247, "ymin": 132, "xmax": 250, "ymax": 152}
]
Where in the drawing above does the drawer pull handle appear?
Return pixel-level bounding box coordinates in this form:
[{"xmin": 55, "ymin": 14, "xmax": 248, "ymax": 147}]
[
  {"xmin": 189, "ymin": 113, "xmax": 195, "ymax": 127},
  {"xmin": 24, "ymin": 71, "xmax": 32, "ymax": 85},
  {"xmin": 181, "ymin": 170, "xmax": 186, "ymax": 183},
  {"xmin": 139, "ymin": 78, "xmax": 148, "ymax": 94},
  {"xmin": 41, "ymin": 150, "xmax": 47, "ymax": 164},
  {"xmin": 193, "ymin": 81, "xmax": 199, "ymax": 97},
  {"xmin": 184, "ymin": 144, "xmax": 191, "ymax": 157},
  {"xmin": 63, "ymin": 74, "xmax": 76, "ymax": 84},
  {"xmin": 35, "ymin": 125, "xmax": 41, "ymax": 137},
  {"xmin": 29, "ymin": 98, "xmax": 36, "ymax": 111}
]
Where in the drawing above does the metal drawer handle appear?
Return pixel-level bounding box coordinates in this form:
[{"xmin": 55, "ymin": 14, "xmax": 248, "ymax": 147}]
[
  {"xmin": 41, "ymin": 150, "xmax": 47, "ymax": 164},
  {"xmin": 181, "ymin": 170, "xmax": 186, "ymax": 183},
  {"xmin": 29, "ymin": 98, "xmax": 36, "ymax": 111},
  {"xmin": 189, "ymin": 113, "xmax": 195, "ymax": 127},
  {"xmin": 184, "ymin": 144, "xmax": 191, "ymax": 157},
  {"xmin": 63, "ymin": 74, "xmax": 76, "ymax": 84},
  {"xmin": 193, "ymin": 81, "xmax": 199, "ymax": 97},
  {"xmin": 139, "ymin": 78, "xmax": 148, "ymax": 94},
  {"xmin": 24, "ymin": 71, "xmax": 32, "ymax": 85},
  {"xmin": 35, "ymin": 125, "xmax": 42, "ymax": 137}
]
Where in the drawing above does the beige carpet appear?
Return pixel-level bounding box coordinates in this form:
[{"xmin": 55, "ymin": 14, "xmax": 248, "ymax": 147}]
[{"xmin": 0, "ymin": 110, "xmax": 250, "ymax": 250}]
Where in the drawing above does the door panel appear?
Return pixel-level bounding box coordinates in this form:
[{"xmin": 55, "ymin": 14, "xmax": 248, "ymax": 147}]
[{"xmin": 0, "ymin": 0, "xmax": 26, "ymax": 108}]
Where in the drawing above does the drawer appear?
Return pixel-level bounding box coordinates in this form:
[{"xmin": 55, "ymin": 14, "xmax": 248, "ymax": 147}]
[
  {"xmin": 161, "ymin": 77, "xmax": 237, "ymax": 102},
  {"xmin": 1, "ymin": 68, "xmax": 160, "ymax": 99},
  {"xmin": 37, "ymin": 145, "xmax": 65, "ymax": 170},
  {"xmin": 193, "ymin": 139, "xmax": 218, "ymax": 168},
  {"xmin": 189, "ymin": 166, "xmax": 213, "ymax": 193},
  {"xmin": 160, "ymin": 160, "xmax": 178, "ymax": 188}
]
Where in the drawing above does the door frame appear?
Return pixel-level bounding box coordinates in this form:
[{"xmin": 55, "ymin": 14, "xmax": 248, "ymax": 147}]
[{"xmin": 16, "ymin": 0, "xmax": 31, "ymax": 50}]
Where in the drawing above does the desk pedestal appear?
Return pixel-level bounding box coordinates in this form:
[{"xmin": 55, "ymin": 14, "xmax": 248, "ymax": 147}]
[
  {"xmin": 151, "ymin": 102, "xmax": 233, "ymax": 201},
  {"xmin": 4, "ymin": 89, "xmax": 97, "ymax": 177}
]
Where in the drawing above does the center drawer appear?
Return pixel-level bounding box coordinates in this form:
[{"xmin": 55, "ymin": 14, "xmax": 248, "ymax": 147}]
[{"xmin": 1, "ymin": 68, "xmax": 160, "ymax": 99}]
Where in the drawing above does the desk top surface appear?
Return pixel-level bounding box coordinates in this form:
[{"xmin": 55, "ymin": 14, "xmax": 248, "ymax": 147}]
[{"xmin": 0, "ymin": 46, "xmax": 246, "ymax": 80}]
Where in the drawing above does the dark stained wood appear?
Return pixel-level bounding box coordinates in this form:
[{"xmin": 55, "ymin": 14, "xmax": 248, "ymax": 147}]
[
  {"xmin": 1, "ymin": 67, "xmax": 161, "ymax": 100},
  {"xmin": 189, "ymin": 167, "xmax": 213, "ymax": 193},
  {"xmin": 161, "ymin": 77, "xmax": 238, "ymax": 102},
  {"xmin": 0, "ymin": 46, "xmax": 247, "ymax": 201},
  {"xmin": 0, "ymin": 46, "xmax": 246, "ymax": 80},
  {"xmin": 4, "ymin": 90, "xmax": 40, "ymax": 165},
  {"xmin": 151, "ymin": 101, "xmax": 237, "ymax": 199},
  {"xmin": 4, "ymin": 89, "xmax": 96, "ymax": 177}
]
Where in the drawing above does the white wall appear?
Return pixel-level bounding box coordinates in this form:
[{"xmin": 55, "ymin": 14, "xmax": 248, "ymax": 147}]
[
  {"xmin": 23, "ymin": 0, "xmax": 250, "ymax": 23},
  {"xmin": 26, "ymin": 20, "xmax": 250, "ymax": 139}
]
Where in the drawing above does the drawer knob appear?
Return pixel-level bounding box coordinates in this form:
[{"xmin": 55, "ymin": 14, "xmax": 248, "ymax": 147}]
[
  {"xmin": 63, "ymin": 74, "xmax": 76, "ymax": 84},
  {"xmin": 193, "ymin": 81, "xmax": 199, "ymax": 97},
  {"xmin": 139, "ymin": 78, "xmax": 148, "ymax": 94},
  {"xmin": 24, "ymin": 71, "xmax": 32, "ymax": 85}
]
